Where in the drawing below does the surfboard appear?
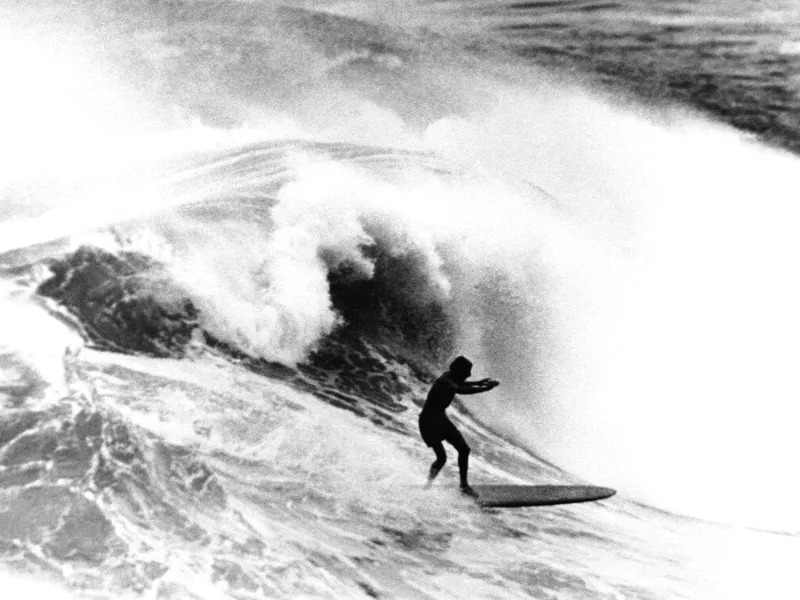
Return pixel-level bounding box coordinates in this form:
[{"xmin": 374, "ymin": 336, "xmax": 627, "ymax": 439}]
[{"xmin": 472, "ymin": 485, "xmax": 616, "ymax": 508}]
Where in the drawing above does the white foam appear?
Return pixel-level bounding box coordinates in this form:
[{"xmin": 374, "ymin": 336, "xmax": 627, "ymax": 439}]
[
  {"xmin": 0, "ymin": 570, "xmax": 82, "ymax": 599},
  {"xmin": 420, "ymin": 78, "xmax": 800, "ymax": 532},
  {"xmin": 0, "ymin": 292, "xmax": 83, "ymax": 406}
]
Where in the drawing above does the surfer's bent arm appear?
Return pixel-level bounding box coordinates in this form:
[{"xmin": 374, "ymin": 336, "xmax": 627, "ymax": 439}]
[{"xmin": 451, "ymin": 379, "xmax": 499, "ymax": 395}]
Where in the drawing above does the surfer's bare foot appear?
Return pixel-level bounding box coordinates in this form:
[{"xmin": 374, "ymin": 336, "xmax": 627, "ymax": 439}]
[{"xmin": 460, "ymin": 485, "xmax": 478, "ymax": 498}]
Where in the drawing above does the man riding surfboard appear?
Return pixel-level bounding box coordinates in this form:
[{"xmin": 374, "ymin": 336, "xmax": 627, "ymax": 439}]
[{"xmin": 418, "ymin": 356, "xmax": 499, "ymax": 496}]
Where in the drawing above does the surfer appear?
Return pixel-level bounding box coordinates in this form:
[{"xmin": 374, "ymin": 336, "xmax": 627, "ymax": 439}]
[{"xmin": 419, "ymin": 356, "xmax": 499, "ymax": 497}]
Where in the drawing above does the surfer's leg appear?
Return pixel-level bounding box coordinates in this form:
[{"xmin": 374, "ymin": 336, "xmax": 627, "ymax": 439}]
[
  {"xmin": 426, "ymin": 442, "xmax": 447, "ymax": 487},
  {"xmin": 456, "ymin": 445, "xmax": 471, "ymax": 489},
  {"xmin": 444, "ymin": 425, "xmax": 472, "ymax": 492}
]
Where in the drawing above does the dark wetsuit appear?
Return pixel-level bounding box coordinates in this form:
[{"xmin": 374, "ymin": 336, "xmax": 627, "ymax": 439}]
[{"xmin": 418, "ymin": 372, "xmax": 468, "ymax": 450}]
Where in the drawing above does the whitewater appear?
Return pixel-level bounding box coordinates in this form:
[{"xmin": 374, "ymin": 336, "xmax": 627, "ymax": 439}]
[{"xmin": 0, "ymin": 0, "xmax": 798, "ymax": 598}]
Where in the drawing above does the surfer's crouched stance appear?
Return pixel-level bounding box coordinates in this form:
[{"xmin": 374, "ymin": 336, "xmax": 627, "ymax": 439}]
[{"xmin": 419, "ymin": 356, "xmax": 499, "ymax": 497}]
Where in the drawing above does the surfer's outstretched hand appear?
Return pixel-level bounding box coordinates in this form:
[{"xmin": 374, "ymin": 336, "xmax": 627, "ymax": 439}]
[{"xmin": 477, "ymin": 378, "xmax": 499, "ymax": 390}]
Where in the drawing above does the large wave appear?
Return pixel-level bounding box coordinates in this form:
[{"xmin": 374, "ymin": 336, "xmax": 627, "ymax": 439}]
[{"xmin": 2, "ymin": 0, "xmax": 800, "ymax": 534}]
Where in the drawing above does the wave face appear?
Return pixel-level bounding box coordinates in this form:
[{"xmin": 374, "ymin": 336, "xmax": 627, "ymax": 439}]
[{"xmin": 1, "ymin": 1, "xmax": 800, "ymax": 598}]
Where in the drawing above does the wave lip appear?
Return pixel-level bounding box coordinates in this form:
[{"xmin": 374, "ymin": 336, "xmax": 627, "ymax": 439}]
[{"xmin": 33, "ymin": 243, "xmax": 432, "ymax": 430}]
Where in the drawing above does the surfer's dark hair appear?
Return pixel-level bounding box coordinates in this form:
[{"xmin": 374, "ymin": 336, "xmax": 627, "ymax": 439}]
[{"xmin": 449, "ymin": 356, "xmax": 473, "ymax": 376}]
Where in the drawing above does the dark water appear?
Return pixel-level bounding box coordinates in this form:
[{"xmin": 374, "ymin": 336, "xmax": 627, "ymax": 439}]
[{"xmin": 435, "ymin": 0, "xmax": 800, "ymax": 152}]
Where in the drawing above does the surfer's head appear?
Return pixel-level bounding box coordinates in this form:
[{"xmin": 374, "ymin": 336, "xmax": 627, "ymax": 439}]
[{"xmin": 449, "ymin": 356, "xmax": 473, "ymax": 381}]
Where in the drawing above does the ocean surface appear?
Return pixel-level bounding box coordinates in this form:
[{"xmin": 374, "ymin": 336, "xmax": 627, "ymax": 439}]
[{"xmin": 1, "ymin": 1, "xmax": 799, "ymax": 598}]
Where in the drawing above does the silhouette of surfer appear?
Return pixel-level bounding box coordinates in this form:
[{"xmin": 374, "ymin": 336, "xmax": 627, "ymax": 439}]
[{"xmin": 419, "ymin": 356, "xmax": 499, "ymax": 497}]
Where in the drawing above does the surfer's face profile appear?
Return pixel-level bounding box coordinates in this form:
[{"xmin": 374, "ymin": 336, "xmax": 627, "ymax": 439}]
[{"xmin": 449, "ymin": 356, "xmax": 472, "ymax": 382}]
